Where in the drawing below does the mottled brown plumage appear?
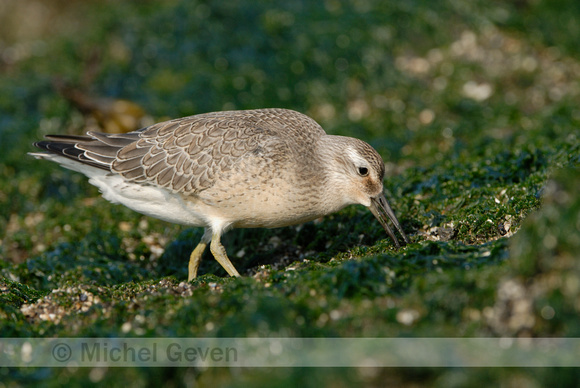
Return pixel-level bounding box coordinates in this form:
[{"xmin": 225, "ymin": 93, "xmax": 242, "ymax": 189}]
[{"xmin": 31, "ymin": 108, "xmax": 408, "ymax": 280}]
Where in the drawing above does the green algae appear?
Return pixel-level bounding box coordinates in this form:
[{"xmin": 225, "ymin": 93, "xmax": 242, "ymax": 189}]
[{"xmin": 1, "ymin": 0, "xmax": 579, "ymax": 386}]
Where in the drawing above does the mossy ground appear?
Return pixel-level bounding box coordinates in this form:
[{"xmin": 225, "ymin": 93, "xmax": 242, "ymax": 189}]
[{"xmin": 1, "ymin": 0, "xmax": 579, "ymax": 386}]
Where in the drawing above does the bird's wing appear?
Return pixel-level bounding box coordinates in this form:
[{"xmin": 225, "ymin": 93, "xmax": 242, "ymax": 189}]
[
  {"xmin": 96, "ymin": 108, "xmax": 326, "ymax": 194},
  {"xmin": 33, "ymin": 132, "xmax": 137, "ymax": 170}
]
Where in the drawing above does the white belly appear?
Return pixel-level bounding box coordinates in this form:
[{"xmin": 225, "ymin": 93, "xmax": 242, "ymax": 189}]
[{"xmin": 88, "ymin": 173, "xmax": 209, "ymax": 226}]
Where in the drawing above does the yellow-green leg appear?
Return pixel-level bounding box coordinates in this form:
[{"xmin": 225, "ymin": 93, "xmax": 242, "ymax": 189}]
[
  {"xmin": 210, "ymin": 231, "xmax": 241, "ymax": 277},
  {"xmin": 188, "ymin": 229, "xmax": 212, "ymax": 281}
]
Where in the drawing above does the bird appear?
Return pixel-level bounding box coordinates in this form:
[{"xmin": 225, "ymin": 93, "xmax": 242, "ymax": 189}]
[{"xmin": 30, "ymin": 108, "xmax": 409, "ymax": 280}]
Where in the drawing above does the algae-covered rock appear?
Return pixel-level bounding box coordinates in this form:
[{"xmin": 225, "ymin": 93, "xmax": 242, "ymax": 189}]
[{"xmin": 487, "ymin": 167, "xmax": 580, "ymax": 336}]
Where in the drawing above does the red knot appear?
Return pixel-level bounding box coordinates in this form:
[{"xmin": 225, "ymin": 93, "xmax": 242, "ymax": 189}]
[{"xmin": 31, "ymin": 108, "xmax": 409, "ymax": 280}]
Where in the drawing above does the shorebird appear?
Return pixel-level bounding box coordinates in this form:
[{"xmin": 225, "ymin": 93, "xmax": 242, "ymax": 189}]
[{"xmin": 30, "ymin": 108, "xmax": 409, "ymax": 280}]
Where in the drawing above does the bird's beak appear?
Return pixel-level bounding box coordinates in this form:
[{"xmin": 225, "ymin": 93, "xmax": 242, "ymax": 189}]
[{"xmin": 369, "ymin": 193, "xmax": 410, "ymax": 249}]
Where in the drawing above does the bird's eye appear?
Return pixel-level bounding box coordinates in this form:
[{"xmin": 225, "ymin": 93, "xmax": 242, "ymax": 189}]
[{"xmin": 358, "ymin": 166, "xmax": 369, "ymax": 176}]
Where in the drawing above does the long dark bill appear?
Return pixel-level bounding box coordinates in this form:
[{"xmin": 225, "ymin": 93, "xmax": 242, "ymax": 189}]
[{"xmin": 369, "ymin": 193, "xmax": 410, "ymax": 249}]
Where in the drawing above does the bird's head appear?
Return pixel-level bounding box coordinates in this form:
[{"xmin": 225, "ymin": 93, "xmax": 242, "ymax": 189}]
[{"xmin": 322, "ymin": 136, "xmax": 409, "ymax": 248}]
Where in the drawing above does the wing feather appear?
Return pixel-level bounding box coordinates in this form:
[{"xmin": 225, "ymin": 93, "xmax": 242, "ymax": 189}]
[
  {"xmin": 107, "ymin": 108, "xmax": 326, "ymax": 193},
  {"xmin": 33, "ymin": 109, "xmax": 326, "ymax": 195}
]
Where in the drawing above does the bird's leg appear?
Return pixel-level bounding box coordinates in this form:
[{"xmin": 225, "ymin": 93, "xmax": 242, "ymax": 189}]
[
  {"xmin": 210, "ymin": 231, "xmax": 241, "ymax": 277},
  {"xmin": 188, "ymin": 228, "xmax": 212, "ymax": 281}
]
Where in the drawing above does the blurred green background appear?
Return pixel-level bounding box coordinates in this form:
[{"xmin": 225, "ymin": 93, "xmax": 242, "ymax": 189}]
[{"xmin": 1, "ymin": 0, "xmax": 579, "ymax": 386}]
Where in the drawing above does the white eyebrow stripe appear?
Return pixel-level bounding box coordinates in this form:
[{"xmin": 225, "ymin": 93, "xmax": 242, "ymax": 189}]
[{"xmin": 346, "ymin": 147, "xmax": 368, "ymax": 166}]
